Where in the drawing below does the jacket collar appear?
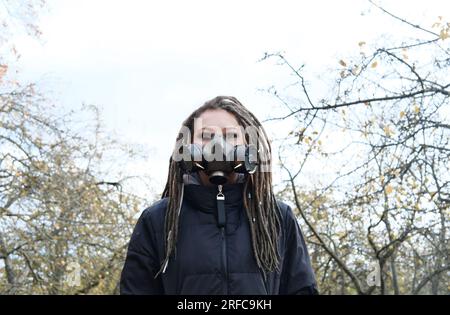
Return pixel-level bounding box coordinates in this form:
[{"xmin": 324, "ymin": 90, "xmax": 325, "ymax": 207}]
[{"xmin": 183, "ymin": 172, "xmax": 245, "ymax": 213}]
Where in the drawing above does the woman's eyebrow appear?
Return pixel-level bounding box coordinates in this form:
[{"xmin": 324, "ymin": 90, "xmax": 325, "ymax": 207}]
[
  {"xmin": 198, "ymin": 126, "xmax": 240, "ymax": 134},
  {"xmin": 200, "ymin": 127, "xmax": 216, "ymax": 133}
]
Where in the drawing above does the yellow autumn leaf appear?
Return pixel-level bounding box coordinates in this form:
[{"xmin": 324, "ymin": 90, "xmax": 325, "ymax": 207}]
[
  {"xmin": 432, "ymin": 22, "xmax": 441, "ymax": 28},
  {"xmin": 429, "ymin": 191, "xmax": 437, "ymax": 200},
  {"xmin": 0, "ymin": 64, "xmax": 8, "ymax": 80},
  {"xmin": 304, "ymin": 137, "xmax": 311, "ymax": 144},
  {"xmin": 385, "ymin": 185, "xmax": 393, "ymax": 194},
  {"xmin": 371, "ymin": 61, "xmax": 378, "ymax": 68},
  {"xmin": 400, "ymin": 111, "xmax": 405, "ymax": 118},
  {"xmin": 383, "ymin": 125, "xmax": 394, "ymax": 137},
  {"xmin": 414, "ymin": 105, "xmax": 420, "ymax": 113}
]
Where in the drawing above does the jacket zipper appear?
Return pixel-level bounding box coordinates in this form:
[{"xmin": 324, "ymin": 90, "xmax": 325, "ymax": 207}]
[
  {"xmin": 221, "ymin": 226, "xmax": 228, "ymax": 294},
  {"xmin": 217, "ymin": 185, "xmax": 228, "ymax": 294}
]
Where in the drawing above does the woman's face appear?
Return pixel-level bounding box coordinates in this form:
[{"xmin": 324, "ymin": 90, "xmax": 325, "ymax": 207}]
[
  {"xmin": 192, "ymin": 108, "xmax": 245, "ymax": 185},
  {"xmin": 193, "ymin": 109, "xmax": 245, "ymax": 146}
]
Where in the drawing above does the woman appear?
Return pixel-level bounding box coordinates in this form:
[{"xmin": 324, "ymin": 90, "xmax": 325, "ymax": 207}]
[{"xmin": 120, "ymin": 96, "xmax": 318, "ymax": 295}]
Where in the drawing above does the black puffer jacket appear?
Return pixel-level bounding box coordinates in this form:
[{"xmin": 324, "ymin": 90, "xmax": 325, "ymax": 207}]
[{"xmin": 120, "ymin": 179, "xmax": 318, "ymax": 295}]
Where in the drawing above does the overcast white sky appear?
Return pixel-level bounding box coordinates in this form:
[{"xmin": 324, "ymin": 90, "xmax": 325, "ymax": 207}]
[{"xmin": 9, "ymin": 0, "xmax": 449, "ymax": 198}]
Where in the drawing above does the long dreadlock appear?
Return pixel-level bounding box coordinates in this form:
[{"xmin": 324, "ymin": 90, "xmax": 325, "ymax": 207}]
[{"xmin": 154, "ymin": 96, "xmax": 282, "ymax": 278}]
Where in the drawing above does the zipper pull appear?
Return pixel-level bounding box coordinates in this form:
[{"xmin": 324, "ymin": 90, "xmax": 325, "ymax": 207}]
[{"xmin": 217, "ymin": 184, "xmax": 226, "ymax": 228}]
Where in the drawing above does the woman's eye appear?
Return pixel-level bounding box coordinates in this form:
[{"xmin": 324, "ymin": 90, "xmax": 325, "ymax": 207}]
[
  {"xmin": 226, "ymin": 133, "xmax": 238, "ymax": 141},
  {"xmin": 202, "ymin": 132, "xmax": 213, "ymax": 139}
]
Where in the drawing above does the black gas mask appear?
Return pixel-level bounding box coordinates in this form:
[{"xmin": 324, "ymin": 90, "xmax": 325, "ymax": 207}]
[{"xmin": 176, "ymin": 137, "xmax": 258, "ymax": 185}]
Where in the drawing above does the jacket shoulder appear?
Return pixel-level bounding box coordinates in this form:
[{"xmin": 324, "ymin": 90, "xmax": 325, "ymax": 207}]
[
  {"xmin": 275, "ymin": 199, "xmax": 303, "ymax": 243},
  {"xmin": 127, "ymin": 197, "xmax": 168, "ymax": 255},
  {"xmin": 275, "ymin": 199, "xmax": 296, "ymax": 223},
  {"xmin": 139, "ymin": 197, "xmax": 169, "ymax": 228}
]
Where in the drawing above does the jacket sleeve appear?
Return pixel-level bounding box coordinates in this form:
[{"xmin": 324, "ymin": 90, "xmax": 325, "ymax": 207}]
[
  {"xmin": 120, "ymin": 209, "xmax": 164, "ymax": 295},
  {"xmin": 279, "ymin": 204, "xmax": 319, "ymax": 295}
]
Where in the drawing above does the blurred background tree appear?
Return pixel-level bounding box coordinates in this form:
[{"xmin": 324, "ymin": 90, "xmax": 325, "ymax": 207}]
[
  {"xmin": 0, "ymin": 0, "xmax": 155, "ymax": 294},
  {"xmin": 264, "ymin": 1, "xmax": 449, "ymax": 295}
]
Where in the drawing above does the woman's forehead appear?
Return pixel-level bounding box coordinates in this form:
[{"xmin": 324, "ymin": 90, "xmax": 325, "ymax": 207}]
[{"xmin": 195, "ymin": 109, "xmax": 241, "ymax": 130}]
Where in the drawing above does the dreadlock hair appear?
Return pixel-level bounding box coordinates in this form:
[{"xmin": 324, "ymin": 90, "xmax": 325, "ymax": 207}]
[{"xmin": 154, "ymin": 96, "xmax": 282, "ymax": 278}]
